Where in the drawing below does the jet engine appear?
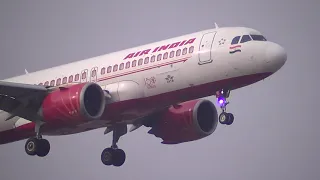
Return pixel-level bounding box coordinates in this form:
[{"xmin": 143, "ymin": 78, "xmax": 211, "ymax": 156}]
[
  {"xmin": 147, "ymin": 99, "xmax": 219, "ymax": 144},
  {"xmin": 39, "ymin": 82, "xmax": 106, "ymax": 125}
]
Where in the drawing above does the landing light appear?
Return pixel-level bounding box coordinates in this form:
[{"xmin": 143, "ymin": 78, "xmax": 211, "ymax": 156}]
[
  {"xmin": 219, "ymin": 99, "xmax": 224, "ymax": 104},
  {"xmin": 218, "ymin": 97, "xmax": 225, "ymax": 105}
]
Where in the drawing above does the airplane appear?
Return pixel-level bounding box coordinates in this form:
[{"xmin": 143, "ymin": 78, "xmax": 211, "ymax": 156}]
[{"xmin": 0, "ymin": 25, "xmax": 287, "ymax": 167}]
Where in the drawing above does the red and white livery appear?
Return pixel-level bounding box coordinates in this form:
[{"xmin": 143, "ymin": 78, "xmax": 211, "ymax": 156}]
[{"xmin": 0, "ymin": 26, "xmax": 287, "ymax": 167}]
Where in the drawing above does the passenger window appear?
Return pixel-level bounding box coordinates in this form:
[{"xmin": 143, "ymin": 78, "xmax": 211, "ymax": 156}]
[
  {"xmin": 157, "ymin": 54, "xmax": 162, "ymax": 61},
  {"xmin": 75, "ymin": 74, "xmax": 80, "ymax": 81},
  {"xmin": 107, "ymin": 66, "xmax": 112, "ymax": 73},
  {"xmin": 176, "ymin": 49, "xmax": 181, "ymax": 56},
  {"xmin": 44, "ymin": 81, "xmax": 49, "ymax": 86},
  {"xmin": 240, "ymin": 35, "xmax": 252, "ymax": 43},
  {"xmin": 144, "ymin": 57, "xmax": 149, "ymax": 64},
  {"xmin": 126, "ymin": 62, "xmax": 130, "ymax": 69},
  {"xmin": 119, "ymin": 63, "xmax": 124, "ymax": 70},
  {"xmin": 91, "ymin": 70, "xmax": 96, "ymax": 77},
  {"xmin": 68, "ymin": 75, "xmax": 73, "ymax": 83},
  {"xmin": 101, "ymin": 68, "xmax": 106, "ymax": 75},
  {"xmin": 170, "ymin": 51, "xmax": 175, "ymax": 58},
  {"xmin": 82, "ymin": 72, "xmax": 86, "ymax": 79},
  {"xmin": 189, "ymin": 46, "xmax": 194, "ymax": 53},
  {"xmin": 56, "ymin": 78, "xmax": 61, "ymax": 86},
  {"xmin": 151, "ymin": 55, "xmax": 155, "ymax": 62},
  {"xmin": 63, "ymin": 77, "xmax": 67, "ymax": 84},
  {"xmin": 132, "ymin": 60, "xmax": 137, "ymax": 67},
  {"xmin": 231, "ymin": 36, "xmax": 241, "ymax": 45},
  {"xmin": 182, "ymin": 48, "xmax": 187, "ymax": 55},
  {"xmin": 113, "ymin": 64, "xmax": 118, "ymax": 72},
  {"xmin": 163, "ymin": 52, "xmax": 168, "ymax": 59},
  {"xmin": 138, "ymin": 58, "xmax": 143, "ymax": 66},
  {"xmin": 50, "ymin": 80, "xmax": 55, "ymax": 86}
]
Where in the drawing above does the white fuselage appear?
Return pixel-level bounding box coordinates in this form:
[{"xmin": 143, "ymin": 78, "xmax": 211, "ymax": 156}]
[{"xmin": 0, "ymin": 27, "xmax": 287, "ymax": 136}]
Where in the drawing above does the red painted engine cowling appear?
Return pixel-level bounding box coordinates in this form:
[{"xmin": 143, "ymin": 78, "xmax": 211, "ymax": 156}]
[
  {"xmin": 39, "ymin": 82, "xmax": 106, "ymax": 125},
  {"xmin": 148, "ymin": 99, "xmax": 219, "ymax": 144}
]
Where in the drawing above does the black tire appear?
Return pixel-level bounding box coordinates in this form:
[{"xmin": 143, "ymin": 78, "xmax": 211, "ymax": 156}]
[
  {"xmin": 219, "ymin": 112, "xmax": 229, "ymax": 124},
  {"xmin": 36, "ymin": 139, "xmax": 50, "ymax": 157},
  {"xmin": 112, "ymin": 149, "xmax": 126, "ymax": 167},
  {"xmin": 101, "ymin": 148, "xmax": 114, "ymax": 166},
  {"xmin": 25, "ymin": 138, "xmax": 39, "ymax": 156},
  {"xmin": 226, "ymin": 113, "xmax": 234, "ymax": 125}
]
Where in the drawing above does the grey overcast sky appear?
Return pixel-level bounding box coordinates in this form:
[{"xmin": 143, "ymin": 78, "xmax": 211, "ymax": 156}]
[{"xmin": 0, "ymin": 0, "xmax": 319, "ymax": 180}]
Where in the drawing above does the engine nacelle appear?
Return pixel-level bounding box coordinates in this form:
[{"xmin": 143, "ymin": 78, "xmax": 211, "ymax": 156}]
[
  {"xmin": 148, "ymin": 99, "xmax": 219, "ymax": 144},
  {"xmin": 39, "ymin": 82, "xmax": 106, "ymax": 124}
]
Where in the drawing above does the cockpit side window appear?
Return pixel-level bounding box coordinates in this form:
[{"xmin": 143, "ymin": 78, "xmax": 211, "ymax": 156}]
[
  {"xmin": 240, "ymin": 35, "xmax": 252, "ymax": 43},
  {"xmin": 231, "ymin": 36, "xmax": 241, "ymax": 45},
  {"xmin": 250, "ymin": 35, "xmax": 267, "ymax": 41}
]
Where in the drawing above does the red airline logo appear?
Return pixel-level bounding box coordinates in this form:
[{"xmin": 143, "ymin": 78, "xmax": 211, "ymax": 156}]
[{"xmin": 123, "ymin": 38, "xmax": 196, "ymax": 60}]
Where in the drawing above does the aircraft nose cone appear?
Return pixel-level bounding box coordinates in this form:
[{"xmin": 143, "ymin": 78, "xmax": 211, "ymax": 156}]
[{"xmin": 266, "ymin": 43, "xmax": 287, "ymax": 72}]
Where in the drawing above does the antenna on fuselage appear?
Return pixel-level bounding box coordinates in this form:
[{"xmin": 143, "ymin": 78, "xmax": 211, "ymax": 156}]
[{"xmin": 214, "ymin": 22, "xmax": 219, "ymax": 29}]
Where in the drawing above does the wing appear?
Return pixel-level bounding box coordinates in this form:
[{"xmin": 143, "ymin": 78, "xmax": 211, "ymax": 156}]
[{"xmin": 0, "ymin": 81, "xmax": 49, "ymax": 121}]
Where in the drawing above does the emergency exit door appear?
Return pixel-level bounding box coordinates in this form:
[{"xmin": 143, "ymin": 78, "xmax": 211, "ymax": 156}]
[{"xmin": 198, "ymin": 32, "xmax": 216, "ymax": 65}]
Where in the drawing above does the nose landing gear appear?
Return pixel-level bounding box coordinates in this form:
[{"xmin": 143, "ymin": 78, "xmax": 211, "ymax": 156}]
[{"xmin": 216, "ymin": 89, "xmax": 234, "ymax": 125}]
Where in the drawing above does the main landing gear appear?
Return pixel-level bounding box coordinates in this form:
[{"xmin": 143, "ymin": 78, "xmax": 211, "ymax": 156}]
[
  {"xmin": 101, "ymin": 125, "xmax": 127, "ymax": 167},
  {"xmin": 25, "ymin": 121, "xmax": 50, "ymax": 157},
  {"xmin": 216, "ymin": 89, "xmax": 234, "ymax": 125}
]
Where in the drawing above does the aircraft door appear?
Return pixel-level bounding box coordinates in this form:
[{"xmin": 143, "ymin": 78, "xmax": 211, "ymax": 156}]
[
  {"xmin": 198, "ymin": 32, "xmax": 217, "ymax": 65},
  {"xmin": 90, "ymin": 67, "xmax": 98, "ymax": 82},
  {"xmin": 80, "ymin": 69, "xmax": 88, "ymax": 83}
]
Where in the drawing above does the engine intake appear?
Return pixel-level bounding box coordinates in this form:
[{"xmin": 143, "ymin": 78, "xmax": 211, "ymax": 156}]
[
  {"xmin": 39, "ymin": 82, "xmax": 106, "ymax": 124},
  {"xmin": 147, "ymin": 99, "xmax": 219, "ymax": 144}
]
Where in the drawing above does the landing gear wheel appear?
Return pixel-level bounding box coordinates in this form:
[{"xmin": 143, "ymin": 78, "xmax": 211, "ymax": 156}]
[
  {"xmin": 25, "ymin": 138, "xmax": 39, "ymax": 156},
  {"xmin": 219, "ymin": 112, "xmax": 234, "ymax": 125},
  {"xmin": 219, "ymin": 112, "xmax": 228, "ymax": 124},
  {"xmin": 226, "ymin": 113, "xmax": 234, "ymax": 125},
  {"xmin": 101, "ymin": 148, "xmax": 126, "ymax": 167},
  {"xmin": 112, "ymin": 149, "xmax": 126, "ymax": 167},
  {"xmin": 101, "ymin": 148, "xmax": 114, "ymax": 166},
  {"xmin": 36, "ymin": 139, "xmax": 50, "ymax": 157},
  {"xmin": 25, "ymin": 138, "xmax": 50, "ymax": 157}
]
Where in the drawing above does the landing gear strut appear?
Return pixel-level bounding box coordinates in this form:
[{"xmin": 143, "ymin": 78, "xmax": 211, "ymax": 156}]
[
  {"xmin": 25, "ymin": 121, "xmax": 50, "ymax": 157},
  {"xmin": 101, "ymin": 124, "xmax": 127, "ymax": 167},
  {"xmin": 216, "ymin": 89, "xmax": 234, "ymax": 125}
]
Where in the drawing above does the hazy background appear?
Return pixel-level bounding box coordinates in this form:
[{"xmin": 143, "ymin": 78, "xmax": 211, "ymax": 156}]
[{"xmin": 0, "ymin": 0, "xmax": 319, "ymax": 180}]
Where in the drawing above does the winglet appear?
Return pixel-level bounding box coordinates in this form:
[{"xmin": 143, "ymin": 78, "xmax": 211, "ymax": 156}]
[
  {"xmin": 25, "ymin": 69, "xmax": 29, "ymax": 74},
  {"xmin": 214, "ymin": 22, "xmax": 219, "ymax": 29}
]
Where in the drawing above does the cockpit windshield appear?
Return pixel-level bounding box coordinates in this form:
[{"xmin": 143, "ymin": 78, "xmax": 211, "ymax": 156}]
[
  {"xmin": 240, "ymin": 35, "xmax": 251, "ymax": 43},
  {"xmin": 231, "ymin": 34, "xmax": 267, "ymax": 45},
  {"xmin": 250, "ymin": 34, "xmax": 267, "ymax": 41}
]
